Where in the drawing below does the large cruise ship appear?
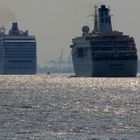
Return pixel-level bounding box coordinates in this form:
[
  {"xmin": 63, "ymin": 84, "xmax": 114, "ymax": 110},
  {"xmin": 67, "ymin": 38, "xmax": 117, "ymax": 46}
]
[
  {"xmin": 70, "ymin": 5, "xmax": 138, "ymax": 77},
  {"xmin": 0, "ymin": 22, "xmax": 36, "ymax": 74}
]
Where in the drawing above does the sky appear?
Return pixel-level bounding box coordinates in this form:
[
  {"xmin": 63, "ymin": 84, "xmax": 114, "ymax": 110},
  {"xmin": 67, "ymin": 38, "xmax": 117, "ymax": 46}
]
[{"xmin": 0, "ymin": 0, "xmax": 140, "ymax": 66}]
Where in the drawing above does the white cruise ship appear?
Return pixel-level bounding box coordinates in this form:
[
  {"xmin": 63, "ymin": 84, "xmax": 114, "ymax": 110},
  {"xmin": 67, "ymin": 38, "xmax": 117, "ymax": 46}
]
[{"xmin": 70, "ymin": 5, "xmax": 138, "ymax": 77}]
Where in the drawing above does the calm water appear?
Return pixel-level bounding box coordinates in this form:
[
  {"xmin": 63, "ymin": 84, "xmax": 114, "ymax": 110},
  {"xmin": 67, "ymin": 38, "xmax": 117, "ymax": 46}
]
[{"xmin": 0, "ymin": 74, "xmax": 140, "ymax": 140}]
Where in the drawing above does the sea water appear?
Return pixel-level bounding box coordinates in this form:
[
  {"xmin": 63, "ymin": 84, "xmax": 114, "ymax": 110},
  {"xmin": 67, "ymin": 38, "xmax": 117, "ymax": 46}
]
[{"xmin": 0, "ymin": 74, "xmax": 140, "ymax": 140}]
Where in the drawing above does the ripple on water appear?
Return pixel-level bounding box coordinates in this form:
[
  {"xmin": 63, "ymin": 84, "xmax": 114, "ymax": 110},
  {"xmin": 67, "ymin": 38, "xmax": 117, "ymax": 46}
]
[{"xmin": 0, "ymin": 74, "xmax": 140, "ymax": 139}]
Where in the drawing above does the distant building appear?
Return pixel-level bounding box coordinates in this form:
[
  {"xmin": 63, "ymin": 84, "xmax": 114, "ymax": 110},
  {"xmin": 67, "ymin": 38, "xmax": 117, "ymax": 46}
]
[{"xmin": 0, "ymin": 22, "xmax": 36, "ymax": 74}]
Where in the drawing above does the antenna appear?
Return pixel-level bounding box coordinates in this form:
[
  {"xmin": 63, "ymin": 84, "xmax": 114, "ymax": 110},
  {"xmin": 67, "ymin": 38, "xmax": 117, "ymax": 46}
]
[
  {"xmin": 87, "ymin": 4, "xmax": 99, "ymax": 32},
  {"xmin": 94, "ymin": 5, "xmax": 98, "ymax": 32}
]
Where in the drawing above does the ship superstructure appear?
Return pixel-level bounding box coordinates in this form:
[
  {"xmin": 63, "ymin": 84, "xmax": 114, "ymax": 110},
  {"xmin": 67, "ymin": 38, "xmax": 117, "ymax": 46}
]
[
  {"xmin": 0, "ymin": 22, "xmax": 36, "ymax": 74},
  {"xmin": 70, "ymin": 5, "xmax": 138, "ymax": 77}
]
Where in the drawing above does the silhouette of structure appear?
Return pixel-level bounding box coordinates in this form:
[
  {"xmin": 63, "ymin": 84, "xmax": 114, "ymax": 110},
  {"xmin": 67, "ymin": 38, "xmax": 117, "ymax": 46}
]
[
  {"xmin": 70, "ymin": 5, "xmax": 138, "ymax": 77},
  {"xmin": 0, "ymin": 23, "xmax": 36, "ymax": 74},
  {"xmin": 45, "ymin": 52, "xmax": 73, "ymax": 73},
  {"xmin": 38, "ymin": 50, "xmax": 73, "ymax": 73}
]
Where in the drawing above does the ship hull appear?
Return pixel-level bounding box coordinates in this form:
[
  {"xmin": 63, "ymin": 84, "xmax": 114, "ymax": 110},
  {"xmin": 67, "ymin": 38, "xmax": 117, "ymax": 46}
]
[{"xmin": 72, "ymin": 53, "xmax": 138, "ymax": 77}]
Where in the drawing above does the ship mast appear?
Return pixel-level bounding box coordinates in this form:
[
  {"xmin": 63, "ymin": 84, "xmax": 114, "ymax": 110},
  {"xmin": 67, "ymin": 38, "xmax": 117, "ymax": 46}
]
[{"xmin": 94, "ymin": 5, "xmax": 98, "ymax": 32}]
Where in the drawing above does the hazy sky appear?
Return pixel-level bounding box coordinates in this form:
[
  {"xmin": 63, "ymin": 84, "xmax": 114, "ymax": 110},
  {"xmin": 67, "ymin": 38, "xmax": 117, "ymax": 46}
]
[{"xmin": 0, "ymin": 0, "xmax": 140, "ymax": 66}]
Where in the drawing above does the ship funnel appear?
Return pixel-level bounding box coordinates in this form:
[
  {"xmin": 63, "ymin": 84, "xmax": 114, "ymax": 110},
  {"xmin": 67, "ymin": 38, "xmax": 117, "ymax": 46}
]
[
  {"xmin": 98, "ymin": 5, "xmax": 112, "ymax": 33},
  {"xmin": 9, "ymin": 22, "xmax": 20, "ymax": 35},
  {"xmin": 12, "ymin": 23, "xmax": 19, "ymax": 31}
]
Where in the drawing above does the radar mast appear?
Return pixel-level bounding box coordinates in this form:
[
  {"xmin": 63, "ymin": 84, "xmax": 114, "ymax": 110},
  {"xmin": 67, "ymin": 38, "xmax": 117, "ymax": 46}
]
[{"xmin": 94, "ymin": 5, "xmax": 98, "ymax": 32}]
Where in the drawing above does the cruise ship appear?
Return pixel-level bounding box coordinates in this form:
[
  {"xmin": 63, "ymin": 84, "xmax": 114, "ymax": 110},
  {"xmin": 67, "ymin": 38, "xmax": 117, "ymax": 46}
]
[
  {"xmin": 0, "ymin": 22, "xmax": 36, "ymax": 74},
  {"xmin": 70, "ymin": 5, "xmax": 138, "ymax": 77}
]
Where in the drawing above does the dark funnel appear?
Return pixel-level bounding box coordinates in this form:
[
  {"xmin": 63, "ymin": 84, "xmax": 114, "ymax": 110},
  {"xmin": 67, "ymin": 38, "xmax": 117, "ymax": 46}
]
[{"xmin": 9, "ymin": 22, "xmax": 20, "ymax": 35}]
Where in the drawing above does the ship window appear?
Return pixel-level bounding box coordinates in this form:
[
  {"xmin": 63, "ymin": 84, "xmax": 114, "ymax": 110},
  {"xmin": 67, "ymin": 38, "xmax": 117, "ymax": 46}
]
[
  {"xmin": 105, "ymin": 11, "xmax": 108, "ymax": 15},
  {"xmin": 105, "ymin": 18, "xmax": 108, "ymax": 22},
  {"xmin": 8, "ymin": 60, "xmax": 32, "ymax": 63},
  {"xmin": 85, "ymin": 47, "xmax": 88, "ymax": 52},
  {"xmin": 101, "ymin": 18, "xmax": 104, "ymax": 23},
  {"xmin": 78, "ymin": 48, "xmax": 84, "ymax": 58},
  {"xmin": 101, "ymin": 12, "xmax": 104, "ymax": 17}
]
